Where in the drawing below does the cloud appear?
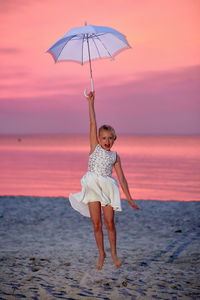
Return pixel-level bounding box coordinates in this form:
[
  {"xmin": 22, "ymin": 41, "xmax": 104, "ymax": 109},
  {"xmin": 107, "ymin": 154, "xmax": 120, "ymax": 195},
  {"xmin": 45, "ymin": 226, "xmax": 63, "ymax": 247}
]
[
  {"xmin": 98, "ymin": 65, "xmax": 200, "ymax": 105},
  {"xmin": 0, "ymin": 65, "xmax": 199, "ymax": 134},
  {"xmin": 0, "ymin": 93, "xmax": 87, "ymax": 134},
  {"xmin": 33, "ymin": 76, "xmax": 86, "ymax": 92},
  {"xmin": 135, "ymin": 65, "xmax": 200, "ymax": 93},
  {"xmin": 0, "ymin": 0, "xmax": 30, "ymax": 14},
  {"xmin": 0, "ymin": 47, "xmax": 22, "ymax": 55},
  {"xmin": 101, "ymin": 65, "xmax": 200, "ymax": 93},
  {"xmin": 0, "ymin": 72, "xmax": 28, "ymax": 81},
  {"xmin": 96, "ymin": 65, "xmax": 200, "ymax": 134}
]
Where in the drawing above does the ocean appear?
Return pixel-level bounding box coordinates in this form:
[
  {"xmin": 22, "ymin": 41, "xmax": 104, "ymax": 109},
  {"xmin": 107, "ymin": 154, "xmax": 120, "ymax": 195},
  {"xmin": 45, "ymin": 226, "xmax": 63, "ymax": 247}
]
[{"xmin": 0, "ymin": 134, "xmax": 199, "ymax": 201}]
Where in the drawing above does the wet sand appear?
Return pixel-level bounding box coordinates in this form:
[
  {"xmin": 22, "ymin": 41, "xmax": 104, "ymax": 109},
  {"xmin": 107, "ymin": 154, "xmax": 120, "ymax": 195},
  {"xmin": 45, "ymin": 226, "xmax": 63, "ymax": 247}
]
[{"xmin": 0, "ymin": 196, "xmax": 200, "ymax": 299}]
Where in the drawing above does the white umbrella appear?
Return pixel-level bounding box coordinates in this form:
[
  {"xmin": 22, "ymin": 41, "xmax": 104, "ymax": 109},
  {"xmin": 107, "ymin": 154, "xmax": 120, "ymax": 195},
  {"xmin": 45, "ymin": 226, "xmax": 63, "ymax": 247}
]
[{"xmin": 47, "ymin": 24, "xmax": 131, "ymax": 94}]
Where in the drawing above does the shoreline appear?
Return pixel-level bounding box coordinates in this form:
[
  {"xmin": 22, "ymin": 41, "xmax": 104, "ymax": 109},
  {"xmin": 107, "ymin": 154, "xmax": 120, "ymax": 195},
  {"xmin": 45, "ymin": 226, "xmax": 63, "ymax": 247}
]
[{"xmin": 0, "ymin": 195, "xmax": 199, "ymax": 202}]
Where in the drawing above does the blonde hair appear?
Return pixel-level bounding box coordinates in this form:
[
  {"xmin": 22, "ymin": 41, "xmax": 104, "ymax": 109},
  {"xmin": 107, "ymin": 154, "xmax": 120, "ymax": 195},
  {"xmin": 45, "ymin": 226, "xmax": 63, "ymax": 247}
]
[{"xmin": 98, "ymin": 124, "xmax": 117, "ymax": 140}]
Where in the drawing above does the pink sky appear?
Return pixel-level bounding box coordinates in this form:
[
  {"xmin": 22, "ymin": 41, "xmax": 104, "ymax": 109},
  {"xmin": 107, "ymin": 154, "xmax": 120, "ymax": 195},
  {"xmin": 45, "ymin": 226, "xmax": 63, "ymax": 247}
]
[{"xmin": 0, "ymin": 0, "xmax": 199, "ymax": 134}]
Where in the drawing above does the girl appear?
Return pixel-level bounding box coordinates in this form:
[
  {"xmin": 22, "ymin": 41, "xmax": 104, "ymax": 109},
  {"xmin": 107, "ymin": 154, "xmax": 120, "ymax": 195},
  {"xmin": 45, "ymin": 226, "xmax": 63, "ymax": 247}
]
[{"xmin": 69, "ymin": 91, "xmax": 139, "ymax": 270}]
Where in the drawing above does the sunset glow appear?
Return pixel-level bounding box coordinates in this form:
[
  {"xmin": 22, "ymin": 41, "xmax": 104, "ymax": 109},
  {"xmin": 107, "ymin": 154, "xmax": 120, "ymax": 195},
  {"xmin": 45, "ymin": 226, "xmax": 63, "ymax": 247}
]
[{"xmin": 0, "ymin": 0, "xmax": 199, "ymax": 134}]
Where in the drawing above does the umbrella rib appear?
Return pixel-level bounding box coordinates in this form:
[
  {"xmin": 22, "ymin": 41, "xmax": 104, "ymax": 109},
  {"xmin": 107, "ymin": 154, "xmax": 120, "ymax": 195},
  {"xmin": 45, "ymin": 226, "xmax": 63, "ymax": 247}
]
[
  {"xmin": 91, "ymin": 35, "xmax": 102, "ymax": 59},
  {"xmin": 56, "ymin": 35, "xmax": 76, "ymax": 61},
  {"xmin": 86, "ymin": 34, "xmax": 93, "ymax": 79},
  {"xmin": 95, "ymin": 35, "xmax": 113, "ymax": 58},
  {"xmin": 81, "ymin": 34, "xmax": 85, "ymax": 65}
]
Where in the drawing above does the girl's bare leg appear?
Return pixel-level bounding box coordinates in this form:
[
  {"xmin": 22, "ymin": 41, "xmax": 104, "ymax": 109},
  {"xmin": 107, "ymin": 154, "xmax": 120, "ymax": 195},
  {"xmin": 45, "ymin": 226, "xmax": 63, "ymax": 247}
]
[
  {"xmin": 88, "ymin": 202, "xmax": 106, "ymax": 270},
  {"xmin": 103, "ymin": 205, "xmax": 121, "ymax": 268}
]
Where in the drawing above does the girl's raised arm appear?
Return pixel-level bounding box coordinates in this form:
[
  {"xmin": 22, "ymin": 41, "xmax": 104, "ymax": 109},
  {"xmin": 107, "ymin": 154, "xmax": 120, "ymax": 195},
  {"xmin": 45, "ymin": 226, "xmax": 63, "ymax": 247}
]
[{"xmin": 87, "ymin": 92, "xmax": 98, "ymax": 153}]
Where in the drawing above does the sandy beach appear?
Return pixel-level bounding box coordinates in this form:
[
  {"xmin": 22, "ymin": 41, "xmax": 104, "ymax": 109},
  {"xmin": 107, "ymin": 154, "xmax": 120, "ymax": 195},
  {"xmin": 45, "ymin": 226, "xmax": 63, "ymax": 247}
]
[{"xmin": 0, "ymin": 196, "xmax": 200, "ymax": 299}]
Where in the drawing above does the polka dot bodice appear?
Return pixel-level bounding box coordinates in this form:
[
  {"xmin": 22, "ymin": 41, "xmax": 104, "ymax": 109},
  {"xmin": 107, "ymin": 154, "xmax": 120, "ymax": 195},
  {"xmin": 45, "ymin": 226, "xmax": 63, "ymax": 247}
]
[{"xmin": 88, "ymin": 144, "xmax": 116, "ymax": 177}]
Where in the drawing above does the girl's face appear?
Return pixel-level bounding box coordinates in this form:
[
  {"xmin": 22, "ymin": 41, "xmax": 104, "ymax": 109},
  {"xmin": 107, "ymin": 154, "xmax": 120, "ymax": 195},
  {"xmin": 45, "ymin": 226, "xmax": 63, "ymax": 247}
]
[{"xmin": 98, "ymin": 130, "xmax": 115, "ymax": 151}]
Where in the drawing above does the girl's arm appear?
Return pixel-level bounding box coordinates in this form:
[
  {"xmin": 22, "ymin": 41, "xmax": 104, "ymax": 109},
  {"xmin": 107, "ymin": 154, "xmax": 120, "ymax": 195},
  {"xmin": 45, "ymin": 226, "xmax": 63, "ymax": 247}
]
[
  {"xmin": 87, "ymin": 92, "xmax": 98, "ymax": 153},
  {"xmin": 114, "ymin": 154, "xmax": 140, "ymax": 210}
]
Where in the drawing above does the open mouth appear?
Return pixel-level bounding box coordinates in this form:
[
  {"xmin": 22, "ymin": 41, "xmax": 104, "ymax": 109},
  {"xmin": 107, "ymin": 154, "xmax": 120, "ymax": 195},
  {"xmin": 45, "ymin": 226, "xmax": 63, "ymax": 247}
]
[{"xmin": 104, "ymin": 144, "xmax": 110, "ymax": 149}]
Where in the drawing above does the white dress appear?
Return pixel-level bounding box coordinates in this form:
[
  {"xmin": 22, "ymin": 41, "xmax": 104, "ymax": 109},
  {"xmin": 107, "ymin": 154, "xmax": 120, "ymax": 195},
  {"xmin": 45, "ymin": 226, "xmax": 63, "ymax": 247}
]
[{"xmin": 69, "ymin": 144, "xmax": 122, "ymax": 217}]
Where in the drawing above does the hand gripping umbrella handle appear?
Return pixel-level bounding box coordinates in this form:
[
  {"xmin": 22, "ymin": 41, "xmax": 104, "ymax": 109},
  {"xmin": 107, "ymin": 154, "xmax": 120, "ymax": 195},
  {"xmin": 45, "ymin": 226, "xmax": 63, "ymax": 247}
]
[{"xmin": 84, "ymin": 78, "xmax": 94, "ymax": 97}]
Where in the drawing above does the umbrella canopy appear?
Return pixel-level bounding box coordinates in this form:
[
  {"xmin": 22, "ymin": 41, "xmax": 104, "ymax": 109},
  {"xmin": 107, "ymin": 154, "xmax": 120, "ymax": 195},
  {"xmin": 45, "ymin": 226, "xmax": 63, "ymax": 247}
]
[{"xmin": 47, "ymin": 24, "xmax": 131, "ymax": 92}]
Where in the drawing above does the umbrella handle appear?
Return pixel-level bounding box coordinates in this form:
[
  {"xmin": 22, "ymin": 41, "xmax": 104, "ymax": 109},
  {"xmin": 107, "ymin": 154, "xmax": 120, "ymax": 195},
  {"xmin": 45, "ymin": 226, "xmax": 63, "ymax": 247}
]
[
  {"xmin": 84, "ymin": 78, "xmax": 94, "ymax": 97},
  {"xmin": 84, "ymin": 89, "xmax": 89, "ymax": 98}
]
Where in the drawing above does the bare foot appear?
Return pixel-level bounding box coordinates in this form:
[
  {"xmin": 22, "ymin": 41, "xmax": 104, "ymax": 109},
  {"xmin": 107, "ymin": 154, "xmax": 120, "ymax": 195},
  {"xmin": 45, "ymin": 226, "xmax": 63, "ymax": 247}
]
[
  {"xmin": 96, "ymin": 253, "xmax": 106, "ymax": 270},
  {"xmin": 112, "ymin": 254, "xmax": 122, "ymax": 268}
]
